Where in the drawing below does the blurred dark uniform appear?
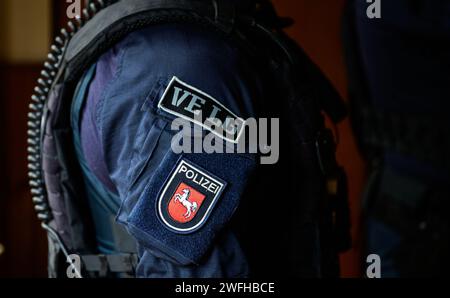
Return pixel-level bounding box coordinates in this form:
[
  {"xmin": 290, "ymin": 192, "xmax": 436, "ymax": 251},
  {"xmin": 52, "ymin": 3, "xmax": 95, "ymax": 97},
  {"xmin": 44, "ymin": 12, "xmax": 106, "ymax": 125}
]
[{"xmin": 344, "ymin": 0, "xmax": 450, "ymax": 277}]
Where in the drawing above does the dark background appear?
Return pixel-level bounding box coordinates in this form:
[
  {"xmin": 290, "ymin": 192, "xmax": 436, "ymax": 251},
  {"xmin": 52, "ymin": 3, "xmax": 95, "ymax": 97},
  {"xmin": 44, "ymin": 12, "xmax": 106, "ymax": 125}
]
[{"xmin": 0, "ymin": 0, "xmax": 365, "ymax": 277}]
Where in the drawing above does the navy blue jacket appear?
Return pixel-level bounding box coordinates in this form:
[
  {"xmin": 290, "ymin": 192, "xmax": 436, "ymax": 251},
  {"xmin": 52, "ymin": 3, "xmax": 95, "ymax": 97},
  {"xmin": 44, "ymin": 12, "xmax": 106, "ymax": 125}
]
[{"xmin": 72, "ymin": 23, "xmax": 263, "ymax": 277}]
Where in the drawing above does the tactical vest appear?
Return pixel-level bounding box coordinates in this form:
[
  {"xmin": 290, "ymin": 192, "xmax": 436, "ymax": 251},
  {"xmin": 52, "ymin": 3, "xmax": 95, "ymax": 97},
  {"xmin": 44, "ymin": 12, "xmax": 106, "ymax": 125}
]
[{"xmin": 27, "ymin": 0, "xmax": 349, "ymax": 278}]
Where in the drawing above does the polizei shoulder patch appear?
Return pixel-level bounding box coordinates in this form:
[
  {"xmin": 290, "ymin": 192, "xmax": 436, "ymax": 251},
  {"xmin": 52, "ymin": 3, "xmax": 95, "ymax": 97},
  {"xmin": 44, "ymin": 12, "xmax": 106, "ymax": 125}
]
[
  {"xmin": 158, "ymin": 159, "xmax": 226, "ymax": 234},
  {"xmin": 158, "ymin": 76, "xmax": 245, "ymax": 143}
]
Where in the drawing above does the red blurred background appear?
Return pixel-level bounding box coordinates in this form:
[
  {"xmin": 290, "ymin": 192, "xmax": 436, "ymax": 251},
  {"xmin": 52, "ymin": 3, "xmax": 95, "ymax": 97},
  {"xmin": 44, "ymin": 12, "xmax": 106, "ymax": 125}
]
[{"xmin": 0, "ymin": 0, "xmax": 366, "ymax": 277}]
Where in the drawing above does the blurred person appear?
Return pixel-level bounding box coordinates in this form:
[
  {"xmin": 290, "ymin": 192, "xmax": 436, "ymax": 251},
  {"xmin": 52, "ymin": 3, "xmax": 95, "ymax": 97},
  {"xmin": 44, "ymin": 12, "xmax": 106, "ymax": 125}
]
[{"xmin": 344, "ymin": 0, "xmax": 450, "ymax": 277}]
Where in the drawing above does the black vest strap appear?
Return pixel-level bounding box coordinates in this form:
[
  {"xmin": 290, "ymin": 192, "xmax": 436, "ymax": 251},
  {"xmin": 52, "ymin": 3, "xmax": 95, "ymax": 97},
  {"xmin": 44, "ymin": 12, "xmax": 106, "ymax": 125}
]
[
  {"xmin": 64, "ymin": 0, "xmax": 239, "ymax": 80},
  {"xmin": 81, "ymin": 253, "xmax": 138, "ymax": 278}
]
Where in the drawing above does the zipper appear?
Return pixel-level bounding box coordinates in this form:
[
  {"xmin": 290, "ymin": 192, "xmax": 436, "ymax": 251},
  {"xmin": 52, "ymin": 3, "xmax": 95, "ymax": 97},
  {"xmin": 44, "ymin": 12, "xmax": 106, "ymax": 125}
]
[{"xmin": 27, "ymin": 0, "xmax": 109, "ymax": 224}]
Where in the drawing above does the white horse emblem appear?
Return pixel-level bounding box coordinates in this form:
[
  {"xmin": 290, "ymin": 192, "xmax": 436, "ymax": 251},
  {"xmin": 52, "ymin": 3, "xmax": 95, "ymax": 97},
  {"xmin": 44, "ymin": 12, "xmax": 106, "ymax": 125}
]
[{"xmin": 173, "ymin": 188, "xmax": 198, "ymax": 219}]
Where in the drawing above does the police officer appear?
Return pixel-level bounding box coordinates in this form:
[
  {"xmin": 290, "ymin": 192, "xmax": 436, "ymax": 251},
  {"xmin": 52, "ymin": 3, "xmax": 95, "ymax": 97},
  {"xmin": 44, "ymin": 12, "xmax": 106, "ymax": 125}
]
[
  {"xmin": 29, "ymin": 0, "xmax": 349, "ymax": 278},
  {"xmin": 72, "ymin": 21, "xmax": 263, "ymax": 277}
]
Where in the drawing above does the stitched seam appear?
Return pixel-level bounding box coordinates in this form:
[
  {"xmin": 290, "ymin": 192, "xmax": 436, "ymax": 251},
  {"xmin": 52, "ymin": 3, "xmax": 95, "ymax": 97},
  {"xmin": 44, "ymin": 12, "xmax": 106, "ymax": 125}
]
[{"xmin": 96, "ymin": 38, "xmax": 131, "ymax": 154}]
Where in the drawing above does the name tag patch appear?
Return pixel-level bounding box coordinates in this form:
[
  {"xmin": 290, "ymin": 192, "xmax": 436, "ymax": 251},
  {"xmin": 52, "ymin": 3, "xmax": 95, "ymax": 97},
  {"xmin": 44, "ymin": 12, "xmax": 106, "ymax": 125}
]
[
  {"xmin": 158, "ymin": 76, "xmax": 245, "ymax": 143},
  {"xmin": 158, "ymin": 159, "xmax": 226, "ymax": 233}
]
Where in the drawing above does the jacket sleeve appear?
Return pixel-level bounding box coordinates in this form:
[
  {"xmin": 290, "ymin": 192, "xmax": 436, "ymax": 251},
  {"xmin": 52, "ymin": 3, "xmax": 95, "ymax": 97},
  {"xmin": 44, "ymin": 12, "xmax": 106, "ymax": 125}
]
[{"xmin": 89, "ymin": 24, "xmax": 262, "ymax": 277}]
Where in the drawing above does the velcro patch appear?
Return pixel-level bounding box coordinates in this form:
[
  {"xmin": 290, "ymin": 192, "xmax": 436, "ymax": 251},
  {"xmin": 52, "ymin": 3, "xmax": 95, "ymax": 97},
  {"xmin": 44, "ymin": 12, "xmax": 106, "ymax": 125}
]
[
  {"xmin": 158, "ymin": 76, "xmax": 245, "ymax": 143},
  {"xmin": 158, "ymin": 159, "xmax": 226, "ymax": 234}
]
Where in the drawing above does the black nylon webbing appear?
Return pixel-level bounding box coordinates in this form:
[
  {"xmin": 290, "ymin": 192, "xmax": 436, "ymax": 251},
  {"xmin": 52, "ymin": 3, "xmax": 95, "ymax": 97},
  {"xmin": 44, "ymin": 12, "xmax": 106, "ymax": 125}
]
[
  {"xmin": 81, "ymin": 253, "xmax": 138, "ymax": 277},
  {"xmin": 65, "ymin": 0, "xmax": 234, "ymax": 63}
]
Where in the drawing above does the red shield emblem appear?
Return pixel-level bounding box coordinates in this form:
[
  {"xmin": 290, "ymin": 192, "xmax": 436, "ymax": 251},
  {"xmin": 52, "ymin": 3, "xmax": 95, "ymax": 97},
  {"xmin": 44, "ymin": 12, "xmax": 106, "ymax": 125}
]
[
  {"xmin": 158, "ymin": 159, "xmax": 226, "ymax": 233},
  {"xmin": 168, "ymin": 182, "xmax": 206, "ymax": 223}
]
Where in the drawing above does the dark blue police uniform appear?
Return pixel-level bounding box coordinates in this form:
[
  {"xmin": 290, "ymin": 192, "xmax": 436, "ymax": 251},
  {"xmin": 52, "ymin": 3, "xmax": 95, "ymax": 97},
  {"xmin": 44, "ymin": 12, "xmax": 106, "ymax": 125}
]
[{"xmin": 71, "ymin": 23, "xmax": 263, "ymax": 277}]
